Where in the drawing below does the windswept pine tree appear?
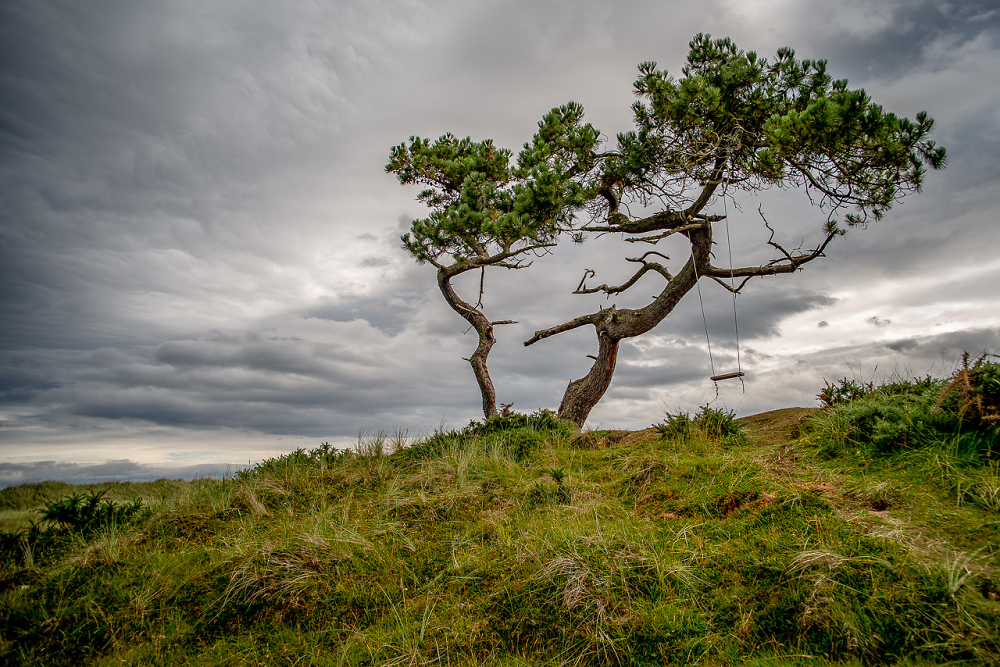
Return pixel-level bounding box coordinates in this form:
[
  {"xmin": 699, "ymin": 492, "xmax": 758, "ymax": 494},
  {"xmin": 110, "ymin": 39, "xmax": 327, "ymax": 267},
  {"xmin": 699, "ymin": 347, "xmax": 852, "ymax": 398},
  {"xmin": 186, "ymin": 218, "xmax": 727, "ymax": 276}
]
[{"xmin": 390, "ymin": 34, "xmax": 946, "ymax": 425}]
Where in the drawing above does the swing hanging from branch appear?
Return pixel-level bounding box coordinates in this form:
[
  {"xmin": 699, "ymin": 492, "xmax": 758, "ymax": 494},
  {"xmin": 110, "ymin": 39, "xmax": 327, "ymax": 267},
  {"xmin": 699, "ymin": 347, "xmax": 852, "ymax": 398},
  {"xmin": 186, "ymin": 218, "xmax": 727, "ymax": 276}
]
[{"xmin": 695, "ymin": 194, "xmax": 744, "ymax": 386}]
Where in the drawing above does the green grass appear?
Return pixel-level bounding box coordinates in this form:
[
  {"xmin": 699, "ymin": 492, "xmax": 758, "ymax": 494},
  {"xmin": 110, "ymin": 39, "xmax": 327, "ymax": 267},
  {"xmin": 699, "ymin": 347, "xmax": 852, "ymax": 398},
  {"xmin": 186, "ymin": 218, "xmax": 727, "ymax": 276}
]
[{"xmin": 1, "ymin": 396, "xmax": 999, "ymax": 666}]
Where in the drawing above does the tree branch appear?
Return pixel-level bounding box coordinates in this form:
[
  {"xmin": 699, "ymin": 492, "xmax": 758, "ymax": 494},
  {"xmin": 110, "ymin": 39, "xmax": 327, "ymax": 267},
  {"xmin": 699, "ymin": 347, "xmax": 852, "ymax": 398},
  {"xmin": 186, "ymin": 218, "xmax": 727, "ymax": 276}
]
[
  {"xmin": 599, "ymin": 186, "xmax": 619, "ymax": 213},
  {"xmin": 623, "ymin": 221, "xmax": 714, "ymax": 244},
  {"xmin": 704, "ymin": 208, "xmax": 838, "ymax": 283},
  {"xmin": 473, "ymin": 266, "xmax": 485, "ymax": 309},
  {"xmin": 524, "ymin": 312, "xmax": 600, "ymax": 346},
  {"xmin": 444, "ymin": 241, "xmax": 557, "ymax": 276},
  {"xmin": 681, "ymin": 157, "xmax": 727, "ymax": 218},
  {"xmin": 573, "ymin": 252, "xmax": 673, "ymax": 296},
  {"xmin": 630, "ymin": 250, "xmax": 670, "ymax": 263},
  {"xmin": 706, "ymin": 273, "xmax": 754, "ymax": 293}
]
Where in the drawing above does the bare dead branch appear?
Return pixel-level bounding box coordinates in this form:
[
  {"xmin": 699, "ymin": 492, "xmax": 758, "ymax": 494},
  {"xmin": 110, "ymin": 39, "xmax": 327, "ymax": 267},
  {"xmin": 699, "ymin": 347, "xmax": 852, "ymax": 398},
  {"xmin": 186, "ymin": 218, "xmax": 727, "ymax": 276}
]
[
  {"xmin": 707, "ymin": 273, "xmax": 754, "ymax": 293},
  {"xmin": 705, "ymin": 222, "xmax": 838, "ymax": 281},
  {"xmin": 573, "ymin": 259, "xmax": 673, "ymax": 296},
  {"xmin": 627, "ymin": 251, "xmax": 670, "ymax": 264},
  {"xmin": 524, "ymin": 312, "xmax": 600, "ymax": 346},
  {"xmin": 623, "ymin": 221, "xmax": 710, "ymax": 244},
  {"xmin": 575, "ymin": 269, "xmax": 596, "ymax": 292}
]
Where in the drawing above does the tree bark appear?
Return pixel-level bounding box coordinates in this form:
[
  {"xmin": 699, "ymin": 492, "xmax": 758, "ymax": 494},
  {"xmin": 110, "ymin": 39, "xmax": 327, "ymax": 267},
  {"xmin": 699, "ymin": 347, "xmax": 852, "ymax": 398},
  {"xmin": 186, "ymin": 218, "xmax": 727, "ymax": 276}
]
[
  {"xmin": 557, "ymin": 326, "xmax": 619, "ymax": 426},
  {"xmin": 437, "ymin": 268, "xmax": 499, "ymax": 419},
  {"xmin": 467, "ymin": 324, "xmax": 498, "ymax": 419}
]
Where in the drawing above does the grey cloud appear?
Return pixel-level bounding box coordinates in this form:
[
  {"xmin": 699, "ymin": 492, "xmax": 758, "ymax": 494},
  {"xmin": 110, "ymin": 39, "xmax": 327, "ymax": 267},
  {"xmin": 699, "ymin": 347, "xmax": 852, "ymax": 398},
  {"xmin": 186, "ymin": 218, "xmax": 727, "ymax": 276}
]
[
  {"xmin": 810, "ymin": 0, "xmax": 1000, "ymax": 80},
  {"xmin": 305, "ymin": 295, "xmax": 422, "ymax": 336},
  {"xmin": 648, "ymin": 327, "xmax": 1000, "ymax": 421},
  {"xmin": 154, "ymin": 334, "xmax": 366, "ymax": 376},
  {"xmin": 792, "ymin": 327, "xmax": 1000, "ymax": 387},
  {"xmin": 897, "ymin": 328, "xmax": 1000, "ymax": 366},
  {"xmin": 885, "ymin": 338, "xmax": 919, "ymax": 353},
  {"xmin": 2, "ymin": 315, "xmax": 482, "ymax": 435},
  {"xmin": 663, "ymin": 287, "xmax": 838, "ymax": 344}
]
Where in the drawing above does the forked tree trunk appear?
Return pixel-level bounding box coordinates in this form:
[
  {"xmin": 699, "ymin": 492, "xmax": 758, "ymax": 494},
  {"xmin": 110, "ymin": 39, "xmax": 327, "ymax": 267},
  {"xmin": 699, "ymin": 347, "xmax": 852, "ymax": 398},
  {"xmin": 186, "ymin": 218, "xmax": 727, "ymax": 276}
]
[{"xmin": 438, "ymin": 268, "xmax": 499, "ymax": 419}]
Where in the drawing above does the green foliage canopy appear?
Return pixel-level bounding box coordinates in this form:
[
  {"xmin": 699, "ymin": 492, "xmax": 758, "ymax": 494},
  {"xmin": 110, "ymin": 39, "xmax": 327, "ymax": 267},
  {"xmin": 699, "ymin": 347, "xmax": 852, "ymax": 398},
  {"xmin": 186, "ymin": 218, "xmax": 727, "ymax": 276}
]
[
  {"xmin": 386, "ymin": 103, "xmax": 602, "ymax": 268},
  {"xmin": 598, "ymin": 34, "xmax": 946, "ymax": 234}
]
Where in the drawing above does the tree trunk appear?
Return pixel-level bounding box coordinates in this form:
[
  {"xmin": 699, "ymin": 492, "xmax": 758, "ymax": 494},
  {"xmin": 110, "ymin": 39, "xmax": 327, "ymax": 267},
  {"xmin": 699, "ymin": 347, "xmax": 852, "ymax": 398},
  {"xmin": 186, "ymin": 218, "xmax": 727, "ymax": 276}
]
[
  {"xmin": 557, "ymin": 329, "xmax": 618, "ymax": 426},
  {"xmin": 469, "ymin": 326, "xmax": 499, "ymax": 419},
  {"xmin": 437, "ymin": 268, "xmax": 499, "ymax": 419}
]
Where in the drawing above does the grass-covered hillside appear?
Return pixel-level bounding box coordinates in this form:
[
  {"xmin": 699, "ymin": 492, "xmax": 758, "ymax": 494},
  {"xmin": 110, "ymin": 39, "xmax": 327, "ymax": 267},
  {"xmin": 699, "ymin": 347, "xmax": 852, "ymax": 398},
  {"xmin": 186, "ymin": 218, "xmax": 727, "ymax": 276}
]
[{"xmin": 1, "ymin": 357, "xmax": 999, "ymax": 666}]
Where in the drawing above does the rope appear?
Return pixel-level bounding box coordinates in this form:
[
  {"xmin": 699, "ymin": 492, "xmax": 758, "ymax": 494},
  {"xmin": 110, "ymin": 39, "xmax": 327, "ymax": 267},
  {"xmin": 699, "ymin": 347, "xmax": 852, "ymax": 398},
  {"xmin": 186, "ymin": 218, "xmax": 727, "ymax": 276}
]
[
  {"xmin": 722, "ymin": 196, "xmax": 745, "ymax": 393},
  {"xmin": 692, "ymin": 256, "xmax": 716, "ymax": 379},
  {"xmin": 693, "ymin": 191, "xmax": 746, "ymax": 394}
]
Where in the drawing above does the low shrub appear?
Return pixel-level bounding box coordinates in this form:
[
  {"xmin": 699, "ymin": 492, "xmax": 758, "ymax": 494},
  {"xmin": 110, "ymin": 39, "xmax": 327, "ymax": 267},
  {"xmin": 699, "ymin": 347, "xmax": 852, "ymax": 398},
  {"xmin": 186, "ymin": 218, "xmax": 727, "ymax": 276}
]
[
  {"xmin": 404, "ymin": 409, "xmax": 574, "ymax": 461},
  {"xmin": 818, "ymin": 377, "xmax": 875, "ymax": 407},
  {"xmin": 653, "ymin": 411, "xmax": 694, "ymax": 442},
  {"xmin": 805, "ymin": 355, "xmax": 999, "ymax": 460},
  {"xmin": 936, "ymin": 352, "xmax": 1000, "ymax": 429},
  {"xmin": 245, "ymin": 441, "xmax": 354, "ymax": 479},
  {"xmin": 38, "ymin": 489, "xmax": 149, "ymax": 537},
  {"xmin": 466, "ymin": 408, "xmax": 567, "ymax": 436},
  {"xmin": 655, "ymin": 405, "xmax": 747, "ymax": 447},
  {"xmin": 0, "ymin": 489, "xmax": 152, "ymax": 568}
]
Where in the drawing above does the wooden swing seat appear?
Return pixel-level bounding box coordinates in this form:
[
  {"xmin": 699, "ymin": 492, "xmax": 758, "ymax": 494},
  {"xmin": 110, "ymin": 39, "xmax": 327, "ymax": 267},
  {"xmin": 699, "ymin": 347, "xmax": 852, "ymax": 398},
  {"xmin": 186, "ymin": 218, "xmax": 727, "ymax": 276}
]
[{"xmin": 710, "ymin": 372, "xmax": 745, "ymax": 382}]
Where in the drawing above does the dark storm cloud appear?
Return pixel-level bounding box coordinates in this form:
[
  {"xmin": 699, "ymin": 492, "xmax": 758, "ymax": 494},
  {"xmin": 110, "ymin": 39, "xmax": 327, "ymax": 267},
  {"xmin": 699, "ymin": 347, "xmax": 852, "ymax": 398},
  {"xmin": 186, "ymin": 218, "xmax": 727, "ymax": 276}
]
[
  {"xmin": 886, "ymin": 328, "xmax": 1000, "ymax": 365},
  {"xmin": 305, "ymin": 295, "xmax": 420, "ymax": 336},
  {"xmin": 613, "ymin": 340, "xmax": 710, "ymax": 390},
  {"xmin": 35, "ymin": 326, "xmax": 476, "ymax": 436},
  {"xmin": 1, "ymin": 2, "xmax": 319, "ymax": 352},
  {"xmin": 805, "ymin": 0, "xmax": 1000, "ymax": 80},
  {"xmin": 660, "ymin": 286, "xmax": 838, "ymax": 345},
  {"xmin": 885, "ymin": 338, "xmax": 919, "ymax": 353},
  {"xmin": 154, "ymin": 333, "xmax": 376, "ymax": 375},
  {"xmin": 788, "ymin": 328, "xmax": 1000, "ymax": 384}
]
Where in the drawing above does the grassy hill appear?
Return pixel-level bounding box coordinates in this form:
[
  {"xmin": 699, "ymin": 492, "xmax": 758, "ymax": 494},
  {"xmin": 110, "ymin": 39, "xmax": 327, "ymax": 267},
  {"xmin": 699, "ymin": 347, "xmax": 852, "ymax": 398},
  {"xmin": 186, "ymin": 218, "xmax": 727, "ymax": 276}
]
[{"xmin": 1, "ymin": 364, "xmax": 998, "ymax": 666}]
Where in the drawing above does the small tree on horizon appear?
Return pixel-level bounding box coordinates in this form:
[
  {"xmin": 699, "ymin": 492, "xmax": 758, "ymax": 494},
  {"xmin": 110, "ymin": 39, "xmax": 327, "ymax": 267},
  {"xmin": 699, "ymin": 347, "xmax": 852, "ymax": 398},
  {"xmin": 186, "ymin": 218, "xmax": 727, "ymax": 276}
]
[{"xmin": 389, "ymin": 34, "xmax": 946, "ymax": 426}]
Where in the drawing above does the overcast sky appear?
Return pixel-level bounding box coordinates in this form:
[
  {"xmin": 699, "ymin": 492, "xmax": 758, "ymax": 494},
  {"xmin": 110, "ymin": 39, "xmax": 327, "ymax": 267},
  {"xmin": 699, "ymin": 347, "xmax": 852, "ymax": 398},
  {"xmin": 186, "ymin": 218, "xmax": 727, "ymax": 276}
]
[{"xmin": 2, "ymin": 0, "xmax": 999, "ymax": 486}]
